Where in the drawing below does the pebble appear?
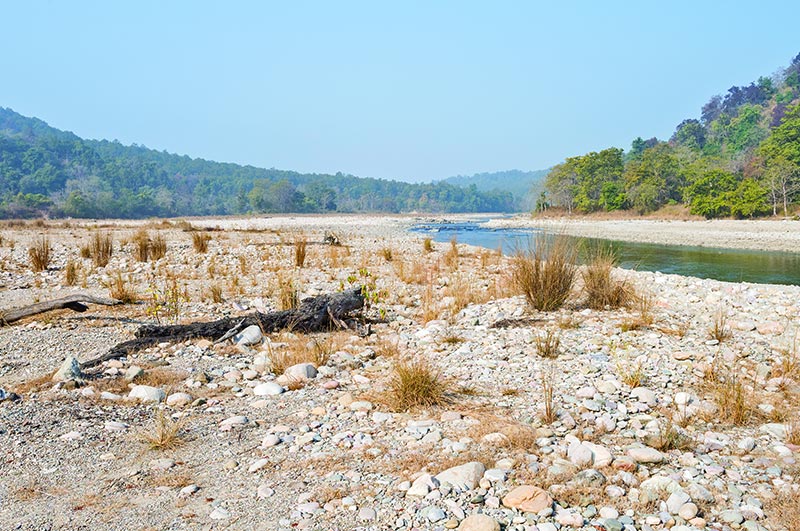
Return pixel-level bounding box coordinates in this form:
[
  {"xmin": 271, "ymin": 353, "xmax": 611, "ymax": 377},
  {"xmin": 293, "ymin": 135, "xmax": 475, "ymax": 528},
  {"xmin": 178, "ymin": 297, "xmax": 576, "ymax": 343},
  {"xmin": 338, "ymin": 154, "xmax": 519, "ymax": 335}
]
[
  {"xmin": 502, "ymin": 485, "xmax": 553, "ymax": 513},
  {"xmin": 253, "ymin": 382, "xmax": 285, "ymax": 396},
  {"xmin": 458, "ymin": 514, "xmax": 500, "ymax": 531}
]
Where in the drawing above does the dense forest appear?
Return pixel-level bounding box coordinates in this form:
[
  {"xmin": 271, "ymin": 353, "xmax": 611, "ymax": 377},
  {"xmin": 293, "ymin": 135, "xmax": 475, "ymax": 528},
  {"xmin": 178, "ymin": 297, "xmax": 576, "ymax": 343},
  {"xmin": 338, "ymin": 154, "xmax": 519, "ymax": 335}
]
[
  {"xmin": 544, "ymin": 53, "xmax": 800, "ymax": 218},
  {"xmin": 0, "ymin": 108, "xmax": 514, "ymax": 219}
]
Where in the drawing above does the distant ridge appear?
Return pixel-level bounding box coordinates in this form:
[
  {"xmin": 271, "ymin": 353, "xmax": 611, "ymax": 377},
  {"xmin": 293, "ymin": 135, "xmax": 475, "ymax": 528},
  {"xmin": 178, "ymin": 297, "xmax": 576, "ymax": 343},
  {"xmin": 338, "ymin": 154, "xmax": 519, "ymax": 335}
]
[
  {"xmin": 441, "ymin": 169, "xmax": 549, "ymax": 210},
  {"xmin": 0, "ymin": 107, "xmax": 515, "ymax": 218}
]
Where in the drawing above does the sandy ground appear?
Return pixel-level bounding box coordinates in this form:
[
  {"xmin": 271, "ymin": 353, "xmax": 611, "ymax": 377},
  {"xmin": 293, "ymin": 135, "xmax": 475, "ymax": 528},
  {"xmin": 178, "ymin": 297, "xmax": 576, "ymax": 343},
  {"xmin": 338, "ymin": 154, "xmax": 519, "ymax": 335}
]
[{"xmin": 486, "ymin": 217, "xmax": 800, "ymax": 253}]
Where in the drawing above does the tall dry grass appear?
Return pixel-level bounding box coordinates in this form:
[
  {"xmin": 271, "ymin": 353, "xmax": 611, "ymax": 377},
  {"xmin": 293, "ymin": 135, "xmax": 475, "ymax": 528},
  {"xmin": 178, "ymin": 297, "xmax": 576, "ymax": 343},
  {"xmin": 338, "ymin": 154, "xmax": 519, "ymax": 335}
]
[
  {"xmin": 28, "ymin": 236, "xmax": 51, "ymax": 272},
  {"xmin": 581, "ymin": 246, "xmax": 633, "ymax": 309},
  {"xmin": 511, "ymin": 233, "xmax": 577, "ymax": 312}
]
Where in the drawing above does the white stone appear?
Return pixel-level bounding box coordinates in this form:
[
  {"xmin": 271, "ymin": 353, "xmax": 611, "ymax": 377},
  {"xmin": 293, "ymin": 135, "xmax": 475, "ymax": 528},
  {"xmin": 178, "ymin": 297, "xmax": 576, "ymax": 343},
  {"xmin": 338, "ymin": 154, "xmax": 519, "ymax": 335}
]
[
  {"xmin": 234, "ymin": 325, "xmax": 263, "ymax": 345},
  {"xmin": 128, "ymin": 385, "xmax": 165, "ymax": 403},
  {"xmin": 284, "ymin": 362, "xmax": 317, "ymax": 380},
  {"xmin": 435, "ymin": 461, "xmax": 485, "ymax": 491},
  {"xmin": 253, "ymin": 382, "xmax": 284, "ymax": 396},
  {"xmin": 166, "ymin": 392, "xmax": 193, "ymax": 407}
]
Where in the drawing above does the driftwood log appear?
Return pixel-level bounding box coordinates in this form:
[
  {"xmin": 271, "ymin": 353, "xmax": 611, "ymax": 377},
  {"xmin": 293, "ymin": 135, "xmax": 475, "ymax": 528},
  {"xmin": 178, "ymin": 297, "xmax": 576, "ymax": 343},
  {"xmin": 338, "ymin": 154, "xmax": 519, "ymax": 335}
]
[
  {"xmin": 0, "ymin": 295, "xmax": 122, "ymax": 326},
  {"xmin": 81, "ymin": 287, "xmax": 365, "ymax": 369}
]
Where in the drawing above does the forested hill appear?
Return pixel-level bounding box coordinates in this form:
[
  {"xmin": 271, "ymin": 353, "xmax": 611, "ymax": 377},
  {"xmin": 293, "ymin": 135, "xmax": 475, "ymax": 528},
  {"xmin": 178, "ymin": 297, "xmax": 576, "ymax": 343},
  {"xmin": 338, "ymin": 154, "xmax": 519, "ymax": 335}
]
[
  {"xmin": 441, "ymin": 169, "xmax": 549, "ymax": 209},
  {"xmin": 544, "ymin": 53, "xmax": 800, "ymax": 218},
  {"xmin": 0, "ymin": 108, "xmax": 515, "ymax": 219}
]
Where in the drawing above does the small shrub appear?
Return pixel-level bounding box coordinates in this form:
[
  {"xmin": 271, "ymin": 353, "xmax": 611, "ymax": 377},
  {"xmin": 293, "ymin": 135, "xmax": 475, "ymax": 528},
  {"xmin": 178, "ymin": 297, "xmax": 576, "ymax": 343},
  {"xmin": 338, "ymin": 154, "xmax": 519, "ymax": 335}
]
[
  {"xmin": 28, "ymin": 236, "xmax": 51, "ymax": 272},
  {"xmin": 384, "ymin": 358, "xmax": 450, "ymax": 411},
  {"xmin": 146, "ymin": 274, "xmax": 189, "ymax": 324},
  {"xmin": 192, "ymin": 232, "xmax": 211, "ymax": 253},
  {"xmin": 294, "ymin": 238, "xmax": 308, "ymax": 268},
  {"xmin": 708, "ymin": 310, "xmax": 731, "ymax": 342},
  {"xmin": 140, "ymin": 410, "xmax": 186, "ymax": 451},
  {"xmin": 89, "ymin": 233, "xmax": 113, "ymax": 267},
  {"xmin": 708, "ymin": 363, "xmax": 752, "ymax": 425},
  {"xmin": 423, "ymin": 238, "xmax": 434, "ymax": 253},
  {"xmin": 65, "ymin": 259, "xmax": 79, "ymax": 286},
  {"xmin": 511, "ymin": 233, "xmax": 577, "ymax": 312},
  {"xmin": 534, "ymin": 329, "xmax": 561, "ymax": 358},
  {"xmin": 582, "ymin": 247, "xmax": 633, "ymax": 309}
]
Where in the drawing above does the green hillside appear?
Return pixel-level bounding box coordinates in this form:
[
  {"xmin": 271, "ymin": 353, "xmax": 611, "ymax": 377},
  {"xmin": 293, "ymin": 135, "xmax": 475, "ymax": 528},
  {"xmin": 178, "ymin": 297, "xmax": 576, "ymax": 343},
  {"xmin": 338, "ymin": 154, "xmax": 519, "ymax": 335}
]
[
  {"xmin": 0, "ymin": 108, "xmax": 515, "ymax": 219},
  {"xmin": 544, "ymin": 53, "xmax": 800, "ymax": 218},
  {"xmin": 441, "ymin": 169, "xmax": 549, "ymax": 210}
]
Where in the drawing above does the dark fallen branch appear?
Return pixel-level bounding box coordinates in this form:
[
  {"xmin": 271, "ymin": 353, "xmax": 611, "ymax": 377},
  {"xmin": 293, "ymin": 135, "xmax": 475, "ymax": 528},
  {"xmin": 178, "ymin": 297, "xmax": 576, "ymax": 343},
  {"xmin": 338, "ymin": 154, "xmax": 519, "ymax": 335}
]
[
  {"xmin": 81, "ymin": 287, "xmax": 365, "ymax": 369},
  {"xmin": 0, "ymin": 295, "xmax": 122, "ymax": 326}
]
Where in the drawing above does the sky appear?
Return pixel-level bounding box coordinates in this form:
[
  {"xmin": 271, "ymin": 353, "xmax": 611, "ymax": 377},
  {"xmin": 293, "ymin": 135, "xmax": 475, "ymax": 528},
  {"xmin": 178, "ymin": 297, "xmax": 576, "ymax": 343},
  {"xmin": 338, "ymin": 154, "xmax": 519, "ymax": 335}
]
[{"xmin": 1, "ymin": 1, "xmax": 798, "ymax": 182}]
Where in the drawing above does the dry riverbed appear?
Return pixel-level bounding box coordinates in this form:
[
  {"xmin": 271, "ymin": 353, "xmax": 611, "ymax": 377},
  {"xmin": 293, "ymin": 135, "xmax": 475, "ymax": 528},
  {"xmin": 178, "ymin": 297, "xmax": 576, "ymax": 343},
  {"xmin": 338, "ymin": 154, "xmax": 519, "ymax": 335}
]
[{"xmin": 1, "ymin": 215, "xmax": 799, "ymax": 531}]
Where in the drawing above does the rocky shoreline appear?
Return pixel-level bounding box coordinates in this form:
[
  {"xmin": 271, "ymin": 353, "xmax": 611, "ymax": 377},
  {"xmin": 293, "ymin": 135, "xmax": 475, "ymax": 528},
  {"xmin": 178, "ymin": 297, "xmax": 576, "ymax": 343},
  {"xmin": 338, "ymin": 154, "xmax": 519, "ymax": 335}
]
[{"xmin": 1, "ymin": 216, "xmax": 799, "ymax": 531}]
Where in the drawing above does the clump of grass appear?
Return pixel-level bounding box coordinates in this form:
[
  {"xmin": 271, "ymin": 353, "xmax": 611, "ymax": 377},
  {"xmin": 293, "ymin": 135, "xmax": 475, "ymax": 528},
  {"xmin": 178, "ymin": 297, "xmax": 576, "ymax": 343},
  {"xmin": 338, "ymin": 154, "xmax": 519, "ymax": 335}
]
[
  {"xmin": 383, "ymin": 358, "xmax": 450, "ymax": 411},
  {"xmin": 65, "ymin": 259, "xmax": 79, "ymax": 286},
  {"xmin": 511, "ymin": 233, "xmax": 577, "ymax": 312},
  {"xmin": 150, "ymin": 233, "xmax": 167, "ymax": 261},
  {"xmin": 617, "ymin": 359, "xmax": 646, "ymax": 388},
  {"xmin": 89, "ymin": 233, "xmax": 113, "ymax": 267},
  {"xmin": 192, "ymin": 232, "xmax": 211, "ymax": 253},
  {"xmin": 534, "ymin": 328, "xmax": 561, "ymax": 358},
  {"xmin": 442, "ymin": 334, "xmax": 464, "ymax": 345},
  {"xmin": 708, "ymin": 310, "xmax": 731, "ymax": 343},
  {"xmin": 133, "ymin": 230, "xmax": 151, "ymax": 262},
  {"xmin": 139, "ymin": 410, "xmax": 186, "ymax": 451},
  {"xmin": 209, "ymin": 284, "xmax": 224, "ymax": 303},
  {"xmin": 380, "ymin": 247, "xmax": 393, "ymax": 262},
  {"xmin": 541, "ymin": 365, "xmax": 557, "ymax": 423},
  {"xmin": 79, "ymin": 244, "xmax": 91, "ymax": 259},
  {"xmin": 444, "ymin": 237, "xmax": 459, "ymax": 269},
  {"xmin": 621, "ymin": 292, "xmax": 656, "ymax": 331},
  {"xmin": 275, "ymin": 273, "xmax": 299, "ymax": 310},
  {"xmin": 106, "ymin": 271, "xmax": 137, "ymax": 303},
  {"xmin": 581, "ymin": 247, "xmax": 633, "ymax": 309},
  {"xmin": 294, "ymin": 238, "xmax": 307, "ymax": 267},
  {"xmin": 765, "ymin": 490, "xmax": 800, "ymax": 531},
  {"xmin": 423, "ymin": 238, "xmax": 434, "ymax": 253},
  {"xmin": 785, "ymin": 419, "xmax": 800, "ymax": 445},
  {"xmin": 446, "ymin": 273, "xmax": 487, "ymax": 314},
  {"xmin": 646, "ymin": 417, "xmax": 693, "ymax": 451},
  {"xmin": 703, "ymin": 355, "xmax": 753, "ymax": 425},
  {"xmin": 468, "ymin": 413, "xmax": 537, "ymax": 450},
  {"xmin": 266, "ymin": 336, "xmax": 331, "ymax": 375},
  {"xmin": 28, "ymin": 236, "xmax": 51, "ymax": 272}
]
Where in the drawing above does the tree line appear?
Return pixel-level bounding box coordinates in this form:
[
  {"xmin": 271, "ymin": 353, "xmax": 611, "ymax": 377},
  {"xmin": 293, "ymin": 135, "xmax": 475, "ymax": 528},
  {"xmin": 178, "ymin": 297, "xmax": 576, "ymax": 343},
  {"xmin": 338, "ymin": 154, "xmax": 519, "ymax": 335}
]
[
  {"xmin": 543, "ymin": 53, "xmax": 800, "ymax": 218},
  {"xmin": 0, "ymin": 108, "xmax": 515, "ymax": 219}
]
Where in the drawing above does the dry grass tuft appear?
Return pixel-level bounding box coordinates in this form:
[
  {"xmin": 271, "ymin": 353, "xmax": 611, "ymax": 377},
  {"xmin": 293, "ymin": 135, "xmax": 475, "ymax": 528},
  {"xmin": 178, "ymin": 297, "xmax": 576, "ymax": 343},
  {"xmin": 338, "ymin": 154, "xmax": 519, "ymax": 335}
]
[
  {"xmin": 765, "ymin": 489, "xmax": 800, "ymax": 531},
  {"xmin": 467, "ymin": 413, "xmax": 536, "ymax": 450},
  {"xmin": 133, "ymin": 230, "xmax": 151, "ymax": 262},
  {"xmin": 89, "ymin": 232, "xmax": 113, "ymax": 267},
  {"xmin": 703, "ymin": 356, "xmax": 753, "ymax": 425},
  {"xmin": 617, "ymin": 359, "xmax": 646, "ymax": 388},
  {"xmin": 275, "ymin": 273, "xmax": 299, "ymax": 310},
  {"xmin": 150, "ymin": 232, "xmax": 167, "ymax": 260},
  {"xmin": 106, "ymin": 271, "xmax": 137, "ymax": 303},
  {"xmin": 267, "ymin": 336, "xmax": 331, "ymax": 375},
  {"xmin": 581, "ymin": 247, "xmax": 633, "ymax": 309},
  {"xmin": 209, "ymin": 284, "xmax": 224, "ymax": 303},
  {"xmin": 28, "ymin": 236, "xmax": 51, "ymax": 272},
  {"xmin": 444, "ymin": 237, "xmax": 459, "ymax": 269},
  {"xmin": 646, "ymin": 417, "xmax": 693, "ymax": 451},
  {"xmin": 65, "ymin": 259, "xmax": 79, "ymax": 286},
  {"xmin": 382, "ymin": 357, "xmax": 450, "ymax": 411},
  {"xmin": 534, "ymin": 328, "xmax": 561, "ymax": 358},
  {"xmin": 423, "ymin": 238, "xmax": 434, "ymax": 253},
  {"xmin": 380, "ymin": 247, "xmax": 393, "ymax": 262},
  {"xmin": 511, "ymin": 233, "xmax": 577, "ymax": 312},
  {"xmin": 139, "ymin": 410, "xmax": 187, "ymax": 451},
  {"xmin": 192, "ymin": 232, "xmax": 211, "ymax": 253},
  {"xmin": 540, "ymin": 365, "xmax": 557, "ymax": 424},
  {"xmin": 786, "ymin": 419, "xmax": 800, "ymax": 446},
  {"xmin": 708, "ymin": 310, "xmax": 731, "ymax": 343},
  {"xmin": 294, "ymin": 238, "xmax": 308, "ymax": 267}
]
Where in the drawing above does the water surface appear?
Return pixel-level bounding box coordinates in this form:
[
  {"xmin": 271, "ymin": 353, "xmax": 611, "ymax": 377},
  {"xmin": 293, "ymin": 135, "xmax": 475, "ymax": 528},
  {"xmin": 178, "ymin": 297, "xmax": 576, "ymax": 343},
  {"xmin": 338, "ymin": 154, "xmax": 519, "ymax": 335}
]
[{"xmin": 410, "ymin": 221, "xmax": 800, "ymax": 286}]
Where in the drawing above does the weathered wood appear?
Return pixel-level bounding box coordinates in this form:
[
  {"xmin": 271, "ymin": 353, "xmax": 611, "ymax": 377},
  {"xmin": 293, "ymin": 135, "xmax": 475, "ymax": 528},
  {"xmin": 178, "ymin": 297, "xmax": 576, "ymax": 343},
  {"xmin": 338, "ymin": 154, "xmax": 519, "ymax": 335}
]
[
  {"xmin": 0, "ymin": 295, "xmax": 122, "ymax": 326},
  {"xmin": 80, "ymin": 287, "xmax": 365, "ymax": 369}
]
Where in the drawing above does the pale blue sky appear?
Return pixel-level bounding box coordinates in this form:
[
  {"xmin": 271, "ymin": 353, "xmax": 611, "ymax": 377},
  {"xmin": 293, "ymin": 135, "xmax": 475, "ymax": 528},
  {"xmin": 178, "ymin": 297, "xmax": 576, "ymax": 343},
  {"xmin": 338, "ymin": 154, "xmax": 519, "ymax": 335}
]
[{"xmin": 1, "ymin": 1, "xmax": 798, "ymax": 181}]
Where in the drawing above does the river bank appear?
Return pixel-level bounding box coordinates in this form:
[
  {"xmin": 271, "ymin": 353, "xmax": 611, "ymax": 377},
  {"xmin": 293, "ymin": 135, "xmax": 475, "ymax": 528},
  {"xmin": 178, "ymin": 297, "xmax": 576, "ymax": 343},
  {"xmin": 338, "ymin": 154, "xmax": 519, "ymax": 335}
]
[{"xmin": 485, "ymin": 217, "xmax": 800, "ymax": 253}]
